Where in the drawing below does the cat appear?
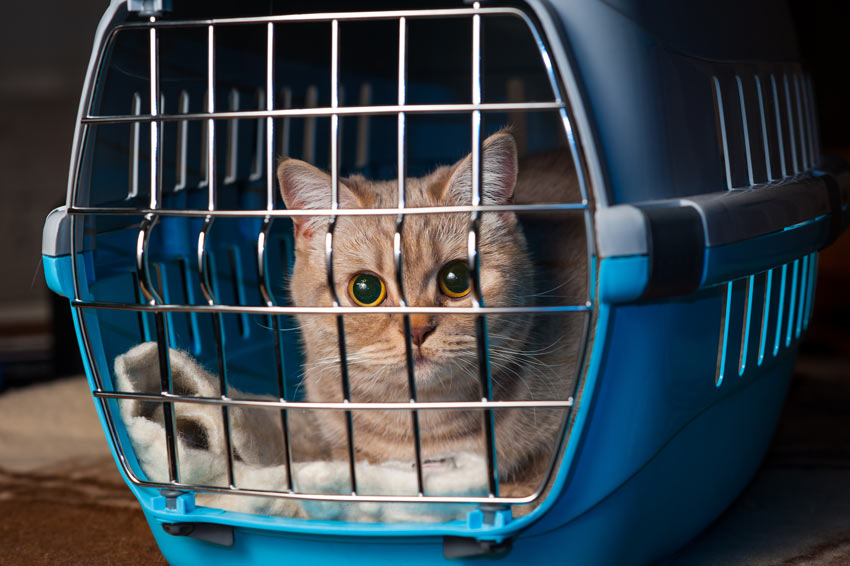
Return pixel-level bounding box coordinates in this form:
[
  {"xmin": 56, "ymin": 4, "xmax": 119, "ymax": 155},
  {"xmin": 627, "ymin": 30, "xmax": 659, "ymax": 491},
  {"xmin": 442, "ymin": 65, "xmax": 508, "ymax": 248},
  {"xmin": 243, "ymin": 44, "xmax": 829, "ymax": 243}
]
[{"xmin": 277, "ymin": 131, "xmax": 586, "ymax": 497}]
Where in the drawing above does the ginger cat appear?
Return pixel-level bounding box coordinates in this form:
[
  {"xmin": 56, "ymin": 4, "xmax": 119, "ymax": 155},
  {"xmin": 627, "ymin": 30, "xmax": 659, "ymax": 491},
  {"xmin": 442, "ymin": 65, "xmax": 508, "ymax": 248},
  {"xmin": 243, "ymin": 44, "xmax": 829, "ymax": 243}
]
[{"xmin": 277, "ymin": 131, "xmax": 585, "ymax": 496}]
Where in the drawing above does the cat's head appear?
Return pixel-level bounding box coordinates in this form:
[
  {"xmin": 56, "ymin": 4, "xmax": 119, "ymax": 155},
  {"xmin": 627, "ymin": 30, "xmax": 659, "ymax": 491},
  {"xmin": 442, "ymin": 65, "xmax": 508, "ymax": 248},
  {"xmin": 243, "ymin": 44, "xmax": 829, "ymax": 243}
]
[{"xmin": 277, "ymin": 132, "xmax": 535, "ymax": 402}]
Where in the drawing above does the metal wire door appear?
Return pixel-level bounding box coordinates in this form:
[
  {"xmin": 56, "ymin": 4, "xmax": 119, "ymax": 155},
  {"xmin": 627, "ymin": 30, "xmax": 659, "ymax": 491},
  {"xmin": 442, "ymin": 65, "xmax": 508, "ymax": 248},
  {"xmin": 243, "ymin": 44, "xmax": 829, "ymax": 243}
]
[{"xmin": 67, "ymin": 3, "xmax": 596, "ymax": 510}]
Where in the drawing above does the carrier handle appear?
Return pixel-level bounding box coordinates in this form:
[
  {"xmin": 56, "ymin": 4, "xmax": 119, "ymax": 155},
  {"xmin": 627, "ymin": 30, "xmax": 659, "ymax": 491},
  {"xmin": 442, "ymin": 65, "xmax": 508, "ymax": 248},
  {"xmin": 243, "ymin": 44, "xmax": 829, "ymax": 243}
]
[{"xmin": 596, "ymin": 155, "xmax": 850, "ymax": 304}]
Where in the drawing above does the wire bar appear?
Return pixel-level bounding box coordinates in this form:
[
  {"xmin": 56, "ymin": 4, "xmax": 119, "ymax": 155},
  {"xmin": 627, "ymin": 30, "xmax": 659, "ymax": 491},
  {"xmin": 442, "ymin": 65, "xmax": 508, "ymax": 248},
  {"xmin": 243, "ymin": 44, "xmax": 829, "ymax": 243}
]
[
  {"xmin": 258, "ymin": 220, "xmax": 295, "ymax": 492},
  {"xmin": 394, "ymin": 16, "xmax": 425, "ymax": 497},
  {"xmin": 93, "ymin": 390, "xmax": 574, "ymax": 410},
  {"xmin": 82, "ymin": 102, "xmax": 567, "ymax": 124},
  {"xmin": 144, "ymin": 22, "xmax": 181, "ymax": 483},
  {"xmin": 257, "ymin": 22, "xmax": 294, "ymax": 490},
  {"xmin": 149, "ymin": 26, "xmax": 160, "ymax": 209},
  {"xmin": 118, "ymin": 465, "xmax": 552, "ymax": 506},
  {"xmin": 468, "ymin": 3, "xmax": 499, "ymax": 499},
  {"xmin": 197, "ymin": 23, "xmax": 236, "ymax": 488},
  {"xmin": 323, "ymin": 18, "xmax": 358, "ymax": 496},
  {"xmin": 265, "ymin": 22, "xmax": 275, "ymax": 211},
  {"xmin": 111, "ymin": 6, "xmax": 536, "ymax": 29},
  {"xmin": 68, "ymin": 202, "xmax": 586, "ymax": 217},
  {"xmin": 75, "ymin": 301, "xmax": 590, "ymax": 315}
]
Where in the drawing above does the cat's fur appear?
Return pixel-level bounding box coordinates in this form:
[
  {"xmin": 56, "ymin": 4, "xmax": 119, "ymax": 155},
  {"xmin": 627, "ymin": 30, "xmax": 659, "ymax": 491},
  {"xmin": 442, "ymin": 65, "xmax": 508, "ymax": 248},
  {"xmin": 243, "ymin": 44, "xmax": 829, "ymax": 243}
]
[{"xmin": 277, "ymin": 132, "xmax": 585, "ymax": 495}]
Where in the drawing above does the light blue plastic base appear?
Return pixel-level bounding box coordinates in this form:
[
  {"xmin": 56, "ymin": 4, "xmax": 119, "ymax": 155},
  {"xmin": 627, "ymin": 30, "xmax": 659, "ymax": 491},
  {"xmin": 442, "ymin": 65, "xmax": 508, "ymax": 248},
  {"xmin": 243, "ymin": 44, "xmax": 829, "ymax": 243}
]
[{"xmin": 142, "ymin": 348, "xmax": 793, "ymax": 566}]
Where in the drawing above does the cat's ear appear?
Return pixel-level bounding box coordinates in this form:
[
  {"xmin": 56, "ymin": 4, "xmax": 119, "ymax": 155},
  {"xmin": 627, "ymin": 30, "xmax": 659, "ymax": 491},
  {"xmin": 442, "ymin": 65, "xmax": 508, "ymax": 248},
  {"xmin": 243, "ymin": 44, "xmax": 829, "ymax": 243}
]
[
  {"xmin": 277, "ymin": 158, "xmax": 361, "ymax": 238},
  {"xmin": 442, "ymin": 131, "xmax": 518, "ymax": 206}
]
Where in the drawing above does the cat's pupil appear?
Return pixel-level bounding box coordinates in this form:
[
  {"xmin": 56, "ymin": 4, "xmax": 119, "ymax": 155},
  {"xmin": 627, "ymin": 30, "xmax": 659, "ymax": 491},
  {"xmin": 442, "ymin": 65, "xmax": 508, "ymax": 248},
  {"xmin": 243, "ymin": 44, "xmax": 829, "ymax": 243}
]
[
  {"xmin": 440, "ymin": 262, "xmax": 471, "ymax": 298},
  {"xmin": 350, "ymin": 273, "xmax": 385, "ymax": 306}
]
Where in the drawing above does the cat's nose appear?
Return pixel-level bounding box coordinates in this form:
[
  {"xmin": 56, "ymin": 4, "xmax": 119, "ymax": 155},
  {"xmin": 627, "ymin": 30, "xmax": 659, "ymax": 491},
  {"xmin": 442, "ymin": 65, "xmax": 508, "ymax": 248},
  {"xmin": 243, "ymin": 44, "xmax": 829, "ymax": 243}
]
[{"xmin": 405, "ymin": 315, "xmax": 436, "ymax": 347}]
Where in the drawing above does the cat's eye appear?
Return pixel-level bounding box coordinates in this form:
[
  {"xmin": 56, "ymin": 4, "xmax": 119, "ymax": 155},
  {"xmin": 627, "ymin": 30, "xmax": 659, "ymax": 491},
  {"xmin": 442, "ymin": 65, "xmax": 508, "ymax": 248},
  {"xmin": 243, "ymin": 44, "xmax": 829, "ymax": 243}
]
[
  {"xmin": 439, "ymin": 261, "xmax": 471, "ymax": 299},
  {"xmin": 348, "ymin": 273, "xmax": 387, "ymax": 307}
]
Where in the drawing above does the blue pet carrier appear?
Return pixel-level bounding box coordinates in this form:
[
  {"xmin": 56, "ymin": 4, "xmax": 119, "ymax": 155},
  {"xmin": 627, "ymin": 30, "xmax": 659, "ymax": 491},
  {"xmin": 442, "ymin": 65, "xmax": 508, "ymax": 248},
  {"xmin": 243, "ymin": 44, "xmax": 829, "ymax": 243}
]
[{"xmin": 42, "ymin": 0, "xmax": 850, "ymax": 564}]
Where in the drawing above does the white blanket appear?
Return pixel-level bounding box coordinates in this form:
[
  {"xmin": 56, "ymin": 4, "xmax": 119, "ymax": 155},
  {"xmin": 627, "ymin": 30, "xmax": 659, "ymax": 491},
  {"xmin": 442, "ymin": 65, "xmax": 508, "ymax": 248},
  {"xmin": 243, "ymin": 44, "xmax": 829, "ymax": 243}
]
[{"xmin": 113, "ymin": 343, "xmax": 488, "ymax": 522}]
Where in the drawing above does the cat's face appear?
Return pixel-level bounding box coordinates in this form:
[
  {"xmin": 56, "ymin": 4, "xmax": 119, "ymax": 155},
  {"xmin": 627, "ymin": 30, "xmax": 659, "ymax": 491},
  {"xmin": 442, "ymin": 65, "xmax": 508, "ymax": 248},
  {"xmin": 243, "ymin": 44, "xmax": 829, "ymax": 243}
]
[{"xmin": 278, "ymin": 132, "xmax": 534, "ymax": 402}]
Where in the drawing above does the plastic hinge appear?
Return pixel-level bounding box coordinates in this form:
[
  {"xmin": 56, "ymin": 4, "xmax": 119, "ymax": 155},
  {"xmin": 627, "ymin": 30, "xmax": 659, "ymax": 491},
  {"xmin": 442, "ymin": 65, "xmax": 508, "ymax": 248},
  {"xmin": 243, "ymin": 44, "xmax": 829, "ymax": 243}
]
[
  {"xmin": 445, "ymin": 505, "xmax": 514, "ymax": 559},
  {"xmin": 127, "ymin": 0, "xmax": 172, "ymax": 14},
  {"xmin": 152, "ymin": 489, "xmax": 195, "ymax": 514},
  {"xmin": 465, "ymin": 504, "xmax": 513, "ymax": 530}
]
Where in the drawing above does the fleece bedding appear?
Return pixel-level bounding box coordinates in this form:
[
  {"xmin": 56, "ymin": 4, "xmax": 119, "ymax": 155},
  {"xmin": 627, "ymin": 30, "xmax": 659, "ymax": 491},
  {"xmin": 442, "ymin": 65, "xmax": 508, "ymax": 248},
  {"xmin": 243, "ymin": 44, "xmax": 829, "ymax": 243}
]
[{"xmin": 113, "ymin": 342, "xmax": 489, "ymax": 522}]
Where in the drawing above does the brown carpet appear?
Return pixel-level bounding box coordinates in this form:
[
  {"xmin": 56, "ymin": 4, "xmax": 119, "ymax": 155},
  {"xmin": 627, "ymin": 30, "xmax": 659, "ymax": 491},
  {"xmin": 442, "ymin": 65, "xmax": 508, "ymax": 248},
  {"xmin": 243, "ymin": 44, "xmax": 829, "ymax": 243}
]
[
  {"xmin": 0, "ymin": 378, "xmax": 167, "ymax": 566},
  {"xmin": 0, "ymin": 472, "xmax": 166, "ymax": 566}
]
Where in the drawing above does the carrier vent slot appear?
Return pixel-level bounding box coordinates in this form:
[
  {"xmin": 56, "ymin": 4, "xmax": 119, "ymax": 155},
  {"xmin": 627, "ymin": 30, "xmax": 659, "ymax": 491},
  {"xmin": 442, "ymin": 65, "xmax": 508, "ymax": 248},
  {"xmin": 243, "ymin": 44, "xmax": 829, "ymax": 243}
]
[
  {"xmin": 754, "ymin": 76, "xmax": 775, "ymax": 181},
  {"xmin": 278, "ymin": 86, "xmax": 292, "ymax": 160},
  {"xmin": 802, "ymin": 76, "xmax": 816, "ymax": 167},
  {"xmin": 129, "ymin": 92, "xmax": 142, "ymax": 199},
  {"xmin": 805, "ymin": 252, "xmax": 818, "ymax": 329},
  {"xmin": 302, "ymin": 85, "xmax": 318, "ymax": 164},
  {"xmin": 793, "ymin": 75, "xmax": 809, "ymax": 170},
  {"xmin": 224, "ymin": 88, "xmax": 240, "ymax": 184},
  {"xmin": 250, "ymin": 88, "xmax": 265, "ymax": 182},
  {"xmin": 782, "ymin": 74, "xmax": 800, "ymax": 174},
  {"xmin": 735, "ymin": 76, "xmax": 755, "ymax": 186},
  {"xmin": 715, "ymin": 281, "xmax": 733, "ymax": 386},
  {"xmin": 773, "ymin": 263, "xmax": 788, "ymax": 356},
  {"xmin": 355, "ymin": 83, "xmax": 371, "ymax": 169},
  {"xmin": 796, "ymin": 254, "xmax": 809, "ymax": 339},
  {"xmin": 806, "ymin": 76, "xmax": 821, "ymax": 163},
  {"xmin": 175, "ymin": 90, "xmax": 190, "ymax": 191},
  {"xmin": 757, "ymin": 268, "xmax": 773, "ymax": 366},
  {"xmin": 712, "ymin": 77, "xmax": 733, "ymax": 190},
  {"xmin": 785, "ymin": 258, "xmax": 800, "ymax": 347},
  {"xmin": 769, "ymin": 75, "xmax": 789, "ymax": 178},
  {"xmin": 713, "ymin": 71, "xmax": 817, "ymax": 188},
  {"xmin": 199, "ymin": 88, "xmax": 210, "ymax": 189},
  {"xmin": 738, "ymin": 274, "xmax": 754, "ymax": 376}
]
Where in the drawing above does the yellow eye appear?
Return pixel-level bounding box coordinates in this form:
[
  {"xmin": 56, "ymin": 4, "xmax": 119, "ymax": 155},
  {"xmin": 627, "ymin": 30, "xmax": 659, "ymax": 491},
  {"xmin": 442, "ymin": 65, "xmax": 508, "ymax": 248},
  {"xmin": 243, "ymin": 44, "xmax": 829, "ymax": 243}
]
[
  {"xmin": 439, "ymin": 261, "xmax": 471, "ymax": 299},
  {"xmin": 348, "ymin": 273, "xmax": 387, "ymax": 307}
]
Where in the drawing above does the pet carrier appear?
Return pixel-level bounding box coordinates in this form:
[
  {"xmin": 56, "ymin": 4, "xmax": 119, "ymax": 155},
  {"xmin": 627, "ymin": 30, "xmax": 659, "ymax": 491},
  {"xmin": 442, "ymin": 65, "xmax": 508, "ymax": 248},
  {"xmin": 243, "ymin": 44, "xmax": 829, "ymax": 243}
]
[{"xmin": 42, "ymin": 0, "xmax": 850, "ymax": 563}]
